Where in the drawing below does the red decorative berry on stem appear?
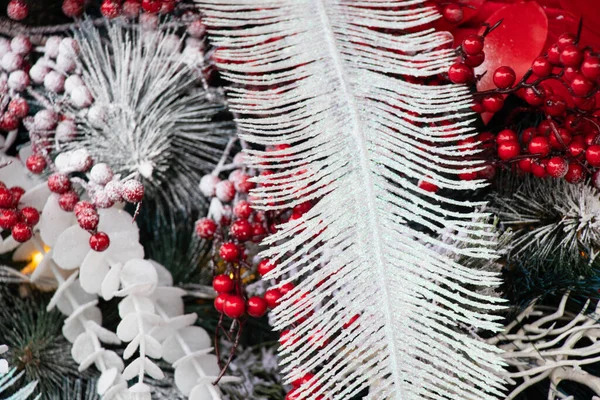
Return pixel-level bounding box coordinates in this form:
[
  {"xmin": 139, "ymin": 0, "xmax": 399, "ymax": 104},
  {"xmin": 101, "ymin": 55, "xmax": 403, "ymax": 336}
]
[
  {"xmin": 8, "ymin": 97, "xmax": 28, "ymax": 118},
  {"xmin": 195, "ymin": 217, "xmax": 217, "ymax": 239},
  {"xmin": 523, "ymin": 87, "xmax": 545, "ymax": 106},
  {"xmin": 233, "ymin": 200, "xmax": 252, "ymax": 219},
  {"xmin": 0, "ymin": 188, "xmax": 14, "ymax": 208},
  {"xmin": 247, "ymin": 296, "xmax": 267, "ymax": 317},
  {"xmin": 11, "ymin": 222, "xmax": 31, "ymax": 242},
  {"xmin": 20, "ymin": 206, "xmax": 39, "ymax": 226},
  {"xmin": 462, "ymin": 35, "xmax": 483, "ymax": 56},
  {"xmin": 496, "ymin": 129, "xmax": 518, "ymax": 144},
  {"xmin": 100, "ymin": 0, "xmax": 121, "ymax": 18},
  {"xmin": 257, "ymin": 259, "xmax": 276, "ymax": 276},
  {"xmin": 586, "ymin": 145, "xmax": 600, "ymax": 167},
  {"xmin": 531, "ymin": 56, "xmax": 552, "ymax": 77},
  {"xmin": 581, "ymin": 56, "xmax": 600, "ymax": 80},
  {"xmin": 570, "ymin": 75, "xmax": 595, "ymax": 97},
  {"xmin": 565, "ymin": 163, "xmax": 585, "ymax": 183},
  {"xmin": 121, "ymin": 180, "xmax": 144, "ymax": 203},
  {"xmin": 48, "ymin": 173, "xmax": 71, "ymax": 194},
  {"xmin": 497, "ymin": 141, "xmax": 520, "ymax": 160},
  {"xmin": 493, "ymin": 66, "xmax": 516, "ymax": 89},
  {"xmin": 58, "ymin": 191, "xmax": 79, "ymax": 211},
  {"xmin": 482, "ymin": 94, "xmax": 504, "ymax": 113},
  {"xmin": 557, "ymin": 33, "xmax": 576, "ymax": 50},
  {"xmin": 264, "ymin": 288, "xmax": 282, "ymax": 308},
  {"xmin": 544, "ymin": 96, "xmax": 567, "ymax": 117},
  {"xmin": 77, "ymin": 208, "xmax": 99, "ymax": 231},
  {"xmin": 74, "ymin": 200, "xmax": 95, "ymax": 216},
  {"xmin": 90, "ymin": 232, "xmax": 110, "ymax": 252},
  {"xmin": 214, "ymin": 293, "xmax": 228, "ymax": 312},
  {"xmin": 212, "ymin": 274, "xmax": 234, "ymax": 293},
  {"xmin": 465, "ymin": 52, "xmax": 485, "ymax": 68},
  {"xmin": 223, "ymin": 295, "xmax": 245, "ymax": 318},
  {"xmin": 546, "ymin": 157, "xmax": 568, "ymax": 178},
  {"xmin": 528, "ymin": 136, "xmax": 551, "ymax": 157},
  {"xmin": 560, "ymin": 45, "xmax": 583, "ymax": 67},
  {"xmin": 219, "ymin": 241, "xmax": 239, "ymax": 262},
  {"xmin": 230, "ymin": 219, "xmax": 252, "ymax": 241},
  {"xmin": 7, "ymin": 0, "xmax": 28, "ymax": 21},
  {"xmin": 0, "ymin": 209, "xmax": 18, "ymax": 229},
  {"xmin": 547, "ymin": 45, "xmax": 561, "ymax": 65},
  {"xmin": 141, "ymin": 0, "xmax": 161, "ymax": 13},
  {"xmin": 442, "ymin": 4, "xmax": 463, "ymax": 23},
  {"xmin": 62, "ymin": 0, "xmax": 84, "ymax": 17},
  {"xmin": 448, "ymin": 63, "xmax": 473, "ymax": 84}
]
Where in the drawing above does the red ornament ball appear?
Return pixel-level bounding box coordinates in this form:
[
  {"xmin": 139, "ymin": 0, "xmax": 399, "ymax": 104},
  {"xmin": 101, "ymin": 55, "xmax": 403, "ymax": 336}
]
[
  {"xmin": 219, "ymin": 241, "xmax": 239, "ymax": 262},
  {"xmin": 212, "ymin": 274, "xmax": 234, "ymax": 293},
  {"xmin": 11, "ymin": 222, "xmax": 31, "ymax": 242},
  {"xmin": 74, "ymin": 200, "xmax": 95, "ymax": 216},
  {"xmin": 493, "ymin": 66, "xmax": 516, "ymax": 89},
  {"xmin": 20, "ymin": 206, "xmax": 39, "ymax": 226},
  {"xmin": 141, "ymin": 0, "xmax": 161, "ymax": 13},
  {"xmin": 570, "ymin": 75, "xmax": 595, "ymax": 97},
  {"xmin": 8, "ymin": 97, "xmax": 28, "ymax": 118},
  {"xmin": 247, "ymin": 296, "xmax": 268, "ymax": 318},
  {"xmin": 195, "ymin": 217, "xmax": 217, "ymax": 239},
  {"xmin": 223, "ymin": 295, "xmax": 245, "ymax": 319},
  {"xmin": 230, "ymin": 219, "xmax": 252, "ymax": 241},
  {"xmin": 523, "ymin": 87, "xmax": 545, "ymax": 106},
  {"xmin": 89, "ymin": 232, "xmax": 110, "ymax": 252},
  {"xmin": 560, "ymin": 45, "xmax": 583, "ymax": 67},
  {"xmin": 496, "ymin": 129, "xmax": 518, "ymax": 144}
]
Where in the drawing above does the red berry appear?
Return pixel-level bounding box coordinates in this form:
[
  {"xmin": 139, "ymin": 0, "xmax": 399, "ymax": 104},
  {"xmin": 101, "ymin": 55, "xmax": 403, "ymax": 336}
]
[
  {"xmin": 523, "ymin": 87, "xmax": 546, "ymax": 106},
  {"xmin": 570, "ymin": 74, "xmax": 596, "ymax": 97},
  {"xmin": 212, "ymin": 274, "xmax": 234, "ymax": 293},
  {"xmin": 58, "ymin": 191, "xmax": 79, "ymax": 212},
  {"xmin": 546, "ymin": 157, "xmax": 568, "ymax": 178},
  {"xmin": 464, "ymin": 52, "xmax": 485, "ymax": 68},
  {"xmin": 234, "ymin": 173, "xmax": 255, "ymax": 193},
  {"xmin": 141, "ymin": 0, "xmax": 161, "ymax": 13},
  {"xmin": 279, "ymin": 329, "xmax": 295, "ymax": 347},
  {"xmin": 557, "ymin": 33, "xmax": 576, "ymax": 50},
  {"xmin": 247, "ymin": 296, "xmax": 267, "ymax": 318},
  {"xmin": 195, "ymin": 217, "xmax": 217, "ymax": 239},
  {"xmin": 493, "ymin": 66, "xmax": 516, "ymax": 89},
  {"xmin": 233, "ymin": 200, "xmax": 252, "ymax": 219},
  {"xmin": 10, "ymin": 186, "xmax": 24, "ymax": 204},
  {"xmin": 458, "ymin": 170, "xmax": 478, "ymax": 180},
  {"xmin": 122, "ymin": 0, "xmax": 141, "ymax": 17},
  {"xmin": 279, "ymin": 282, "xmax": 295, "ymax": 296},
  {"xmin": 544, "ymin": 96, "xmax": 567, "ymax": 117},
  {"xmin": 496, "ymin": 129, "xmax": 518, "ymax": 144},
  {"xmin": 7, "ymin": 97, "xmax": 28, "ymax": 118},
  {"xmin": 569, "ymin": 139, "xmax": 586, "ymax": 157},
  {"xmin": 547, "ymin": 45, "xmax": 561, "ymax": 65},
  {"xmin": 0, "ymin": 113, "xmax": 19, "ymax": 131},
  {"xmin": 497, "ymin": 140, "xmax": 520, "ymax": 160},
  {"xmin": 89, "ymin": 232, "xmax": 110, "ymax": 251},
  {"xmin": 442, "ymin": 4, "xmax": 463, "ymax": 23},
  {"xmin": 264, "ymin": 288, "xmax": 282, "ymax": 308},
  {"xmin": 531, "ymin": 160, "xmax": 547, "ymax": 178},
  {"xmin": 48, "ymin": 173, "xmax": 71, "ymax": 194},
  {"xmin": 257, "ymin": 259, "xmax": 276, "ymax": 276},
  {"xmin": 219, "ymin": 242, "xmax": 239, "ymax": 262},
  {"xmin": 230, "ymin": 219, "xmax": 252, "ymax": 241},
  {"xmin": 11, "ymin": 222, "xmax": 31, "ymax": 242},
  {"xmin": 563, "ymin": 66, "xmax": 578, "ymax": 82},
  {"xmin": 517, "ymin": 158, "xmax": 532, "ymax": 173},
  {"xmin": 581, "ymin": 56, "xmax": 600, "ymax": 80},
  {"xmin": 528, "ymin": 136, "xmax": 551, "ymax": 157},
  {"xmin": 461, "ymin": 35, "xmax": 484, "ymax": 56},
  {"xmin": 575, "ymin": 95, "xmax": 596, "ymax": 111},
  {"xmin": 418, "ymin": 178, "xmax": 438, "ymax": 193},
  {"xmin": 100, "ymin": 0, "xmax": 121, "ymax": 18},
  {"xmin": 549, "ymin": 128, "xmax": 571, "ymax": 149},
  {"xmin": 251, "ymin": 222, "xmax": 267, "ymax": 240},
  {"xmin": 0, "ymin": 188, "xmax": 14, "ymax": 208},
  {"xmin": 121, "ymin": 180, "xmax": 144, "ymax": 203},
  {"xmin": 223, "ymin": 295, "xmax": 245, "ymax": 318},
  {"xmin": 77, "ymin": 208, "xmax": 99, "ymax": 231},
  {"xmin": 565, "ymin": 163, "xmax": 585, "ymax": 183},
  {"xmin": 7, "ymin": 0, "xmax": 28, "ymax": 21},
  {"xmin": 521, "ymin": 128, "xmax": 537, "ymax": 144},
  {"xmin": 74, "ymin": 200, "xmax": 95, "ymax": 216},
  {"xmin": 481, "ymin": 94, "xmax": 504, "ymax": 113},
  {"xmin": 0, "ymin": 209, "xmax": 19, "ymax": 229},
  {"xmin": 531, "ymin": 56, "xmax": 552, "ymax": 77},
  {"xmin": 160, "ymin": 0, "xmax": 176, "ymax": 13},
  {"xmin": 214, "ymin": 293, "xmax": 228, "ymax": 312},
  {"xmin": 586, "ymin": 144, "xmax": 600, "ymax": 167},
  {"xmin": 20, "ymin": 206, "xmax": 39, "ymax": 226},
  {"xmin": 292, "ymin": 372, "xmax": 316, "ymax": 388},
  {"xmin": 62, "ymin": 0, "xmax": 84, "ymax": 17},
  {"xmin": 448, "ymin": 63, "xmax": 473, "ymax": 84},
  {"xmin": 561, "ymin": 45, "xmax": 583, "ymax": 67}
]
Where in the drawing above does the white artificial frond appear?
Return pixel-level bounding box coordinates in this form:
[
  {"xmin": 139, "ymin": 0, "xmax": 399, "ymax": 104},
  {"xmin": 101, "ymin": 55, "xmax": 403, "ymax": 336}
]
[
  {"xmin": 65, "ymin": 21, "xmax": 234, "ymax": 213},
  {"xmin": 198, "ymin": 1, "xmax": 506, "ymax": 399}
]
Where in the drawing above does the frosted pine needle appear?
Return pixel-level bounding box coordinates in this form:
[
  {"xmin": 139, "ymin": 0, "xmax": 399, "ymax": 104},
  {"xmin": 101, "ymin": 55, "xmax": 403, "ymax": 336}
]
[{"xmin": 66, "ymin": 21, "xmax": 234, "ymax": 213}]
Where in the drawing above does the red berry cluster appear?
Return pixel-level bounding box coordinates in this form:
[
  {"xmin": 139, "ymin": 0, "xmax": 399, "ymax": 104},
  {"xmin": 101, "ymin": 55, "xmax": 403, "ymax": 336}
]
[
  {"xmin": 0, "ymin": 180, "xmax": 37, "ymax": 243},
  {"xmin": 448, "ymin": 25, "xmax": 600, "ymax": 185},
  {"xmin": 0, "ymin": 35, "xmax": 32, "ymax": 131},
  {"xmin": 100, "ymin": 0, "xmax": 177, "ymax": 19},
  {"xmin": 427, "ymin": 1, "xmax": 470, "ymax": 25}
]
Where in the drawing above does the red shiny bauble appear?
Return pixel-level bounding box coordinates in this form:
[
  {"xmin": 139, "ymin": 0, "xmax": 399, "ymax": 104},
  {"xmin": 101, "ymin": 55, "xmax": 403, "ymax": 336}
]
[
  {"xmin": 442, "ymin": 3, "xmax": 463, "ymax": 23},
  {"xmin": 523, "ymin": 87, "xmax": 545, "ymax": 106},
  {"xmin": 141, "ymin": 0, "xmax": 161, "ymax": 13},
  {"xmin": 581, "ymin": 56, "xmax": 600, "ymax": 80},
  {"xmin": 223, "ymin": 295, "xmax": 245, "ymax": 318},
  {"xmin": 247, "ymin": 296, "xmax": 268, "ymax": 317},
  {"xmin": 214, "ymin": 293, "xmax": 228, "ymax": 312},
  {"xmin": 212, "ymin": 274, "xmax": 234, "ymax": 293},
  {"xmin": 544, "ymin": 96, "xmax": 567, "ymax": 117},
  {"xmin": 233, "ymin": 200, "xmax": 252, "ymax": 219},
  {"xmin": 528, "ymin": 136, "xmax": 551, "ymax": 157},
  {"xmin": 570, "ymin": 75, "xmax": 596, "ymax": 97},
  {"xmin": 100, "ymin": 0, "xmax": 121, "ymax": 18},
  {"xmin": 219, "ymin": 242, "xmax": 239, "ymax": 262},
  {"xmin": 77, "ymin": 208, "xmax": 99, "ymax": 231},
  {"xmin": 90, "ymin": 232, "xmax": 110, "ymax": 252},
  {"xmin": 58, "ymin": 191, "xmax": 79, "ymax": 212}
]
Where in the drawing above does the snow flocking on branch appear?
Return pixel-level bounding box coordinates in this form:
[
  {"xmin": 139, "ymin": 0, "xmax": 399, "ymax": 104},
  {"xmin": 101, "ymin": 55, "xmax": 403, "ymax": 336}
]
[{"xmin": 198, "ymin": 1, "xmax": 506, "ymax": 399}]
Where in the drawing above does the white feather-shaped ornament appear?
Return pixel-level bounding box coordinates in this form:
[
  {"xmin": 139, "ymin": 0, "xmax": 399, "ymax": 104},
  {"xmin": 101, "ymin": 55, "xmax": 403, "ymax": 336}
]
[{"xmin": 198, "ymin": 1, "xmax": 506, "ymax": 399}]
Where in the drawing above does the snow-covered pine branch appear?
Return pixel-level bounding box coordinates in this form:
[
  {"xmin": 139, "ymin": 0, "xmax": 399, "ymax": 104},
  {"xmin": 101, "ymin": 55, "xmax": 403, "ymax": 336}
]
[{"xmin": 198, "ymin": 1, "xmax": 506, "ymax": 399}]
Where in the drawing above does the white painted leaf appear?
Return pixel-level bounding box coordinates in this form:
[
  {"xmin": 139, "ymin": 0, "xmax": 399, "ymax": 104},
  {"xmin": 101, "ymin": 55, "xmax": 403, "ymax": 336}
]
[
  {"xmin": 151, "ymin": 286, "xmax": 186, "ymax": 318},
  {"xmin": 116, "ymin": 313, "xmax": 140, "ymax": 342},
  {"xmin": 39, "ymin": 194, "xmax": 76, "ymax": 247},
  {"xmin": 98, "ymin": 368, "xmax": 119, "ymax": 395},
  {"xmin": 101, "ymin": 350, "xmax": 125, "ymax": 372},
  {"xmin": 143, "ymin": 357, "xmax": 164, "ymax": 380},
  {"xmin": 190, "ymin": 383, "xmax": 221, "ymax": 400},
  {"xmin": 123, "ymin": 334, "xmax": 142, "ymax": 360},
  {"xmin": 150, "ymin": 260, "xmax": 173, "ymax": 286},
  {"xmin": 98, "ymin": 207, "xmax": 139, "ymax": 239},
  {"xmin": 100, "ymin": 263, "xmax": 123, "ymax": 301},
  {"xmin": 85, "ymin": 320, "xmax": 121, "ymax": 345},
  {"xmin": 144, "ymin": 334, "xmax": 162, "ymax": 359},
  {"xmin": 72, "ymin": 332, "xmax": 95, "ymax": 364},
  {"xmin": 80, "ymin": 250, "xmax": 110, "ymax": 295},
  {"xmin": 128, "ymin": 382, "xmax": 151, "ymax": 400},
  {"xmin": 120, "ymin": 259, "xmax": 157, "ymax": 291},
  {"xmin": 118, "ymin": 295, "xmax": 154, "ymax": 317},
  {"xmin": 121, "ymin": 357, "xmax": 143, "ymax": 381},
  {"xmin": 162, "ymin": 326, "xmax": 211, "ymax": 364},
  {"xmin": 198, "ymin": 1, "xmax": 506, "ymax": 399},
  {"xmin": 53, "ymin": 225, "xmax": 90, "ymax": 270}
]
